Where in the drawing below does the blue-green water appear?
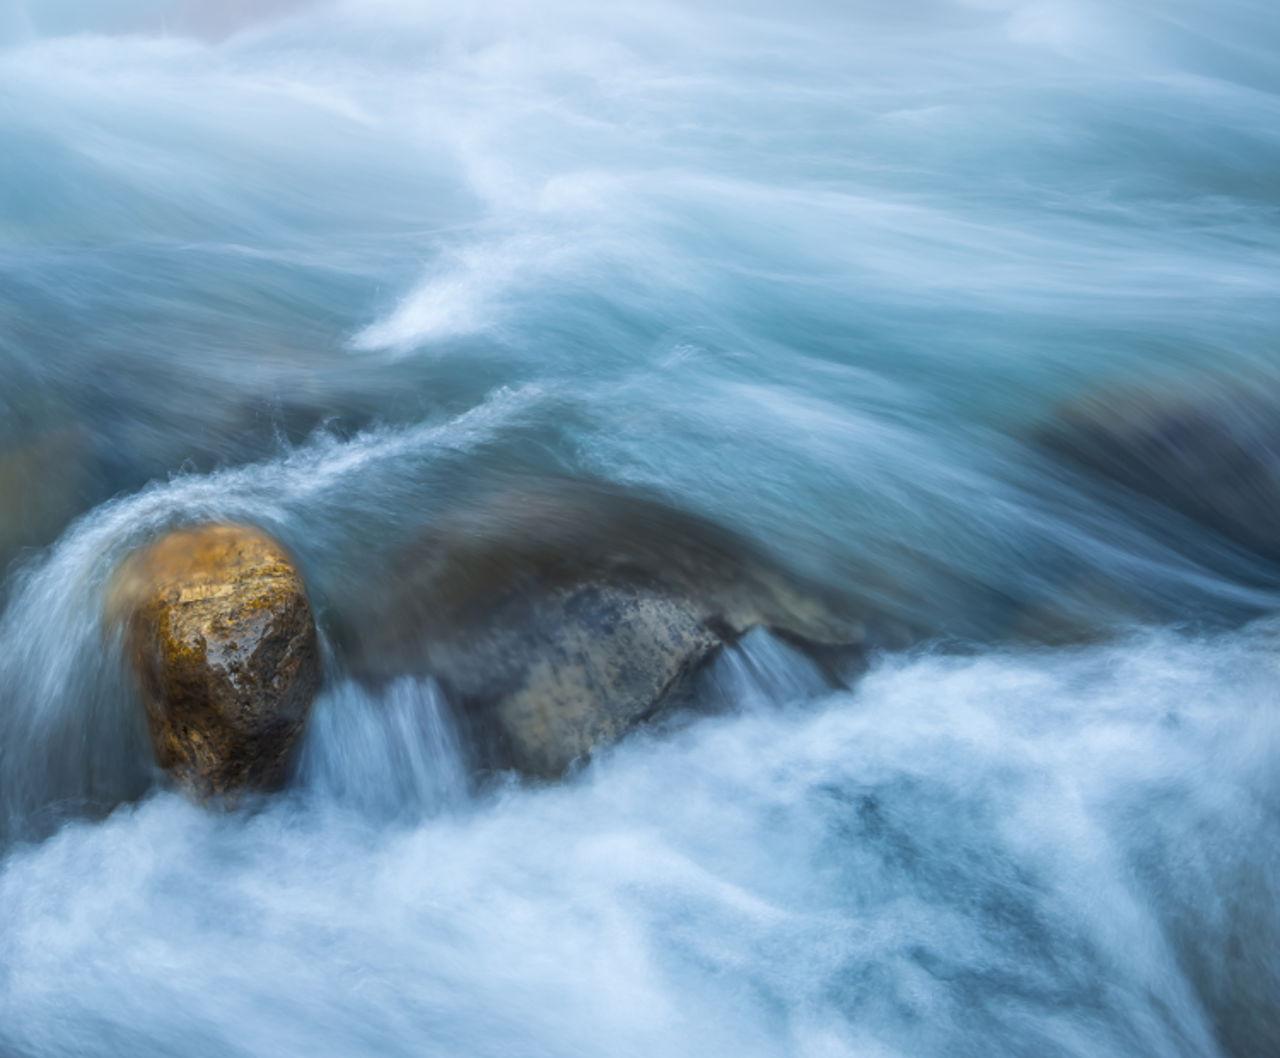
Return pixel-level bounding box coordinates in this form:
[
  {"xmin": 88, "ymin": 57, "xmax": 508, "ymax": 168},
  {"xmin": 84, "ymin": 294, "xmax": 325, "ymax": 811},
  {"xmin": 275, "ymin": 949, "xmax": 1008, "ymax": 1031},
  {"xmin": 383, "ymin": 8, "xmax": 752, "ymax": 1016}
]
[{"xmin": 1, "ymin": 2, "xmax": 1279, "ymax": 1055}]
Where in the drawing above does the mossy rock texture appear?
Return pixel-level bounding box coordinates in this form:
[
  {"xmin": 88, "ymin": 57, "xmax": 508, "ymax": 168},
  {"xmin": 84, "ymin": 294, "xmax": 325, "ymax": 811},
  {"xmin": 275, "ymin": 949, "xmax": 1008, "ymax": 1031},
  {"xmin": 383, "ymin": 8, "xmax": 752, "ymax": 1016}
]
[{"xmin": 108, "ymin": 524, "xmax": 321, "ymax": 798}]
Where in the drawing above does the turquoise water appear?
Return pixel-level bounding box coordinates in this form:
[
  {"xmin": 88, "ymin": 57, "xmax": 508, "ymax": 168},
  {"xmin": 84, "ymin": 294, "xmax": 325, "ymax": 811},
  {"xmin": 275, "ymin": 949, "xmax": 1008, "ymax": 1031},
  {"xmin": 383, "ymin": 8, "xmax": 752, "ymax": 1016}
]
[{"xmin": 1, "ymin": 2, "xmax": 1279, "ymax": 1055}]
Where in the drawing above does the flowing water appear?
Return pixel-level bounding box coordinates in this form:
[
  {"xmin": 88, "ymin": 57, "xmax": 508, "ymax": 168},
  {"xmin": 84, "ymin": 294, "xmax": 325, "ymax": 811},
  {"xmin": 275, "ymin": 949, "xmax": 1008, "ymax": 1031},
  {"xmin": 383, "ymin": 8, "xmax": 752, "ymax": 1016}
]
[{"xmin": 2, "ymin": 2, "xmax": 1280, "ymax": 1055}]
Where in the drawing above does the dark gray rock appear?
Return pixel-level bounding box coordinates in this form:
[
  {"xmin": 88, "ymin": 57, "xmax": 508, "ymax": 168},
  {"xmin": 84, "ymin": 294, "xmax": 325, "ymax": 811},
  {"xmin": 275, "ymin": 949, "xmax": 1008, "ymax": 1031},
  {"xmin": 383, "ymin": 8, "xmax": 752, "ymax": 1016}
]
[{"xmin": 332, "ymin": 478, "xmax": 864, "ymax": 776}]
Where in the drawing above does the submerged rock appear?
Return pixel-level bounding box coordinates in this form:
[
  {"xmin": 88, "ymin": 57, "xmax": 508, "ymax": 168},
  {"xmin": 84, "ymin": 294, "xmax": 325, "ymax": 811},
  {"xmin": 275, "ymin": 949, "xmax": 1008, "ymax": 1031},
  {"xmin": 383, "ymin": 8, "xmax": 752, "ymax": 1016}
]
[
  {"xmin": 108, "ymin": 524, "xmax": 321, "ymax": 798},
  {"xmin": 1037, "ymin": 380, "xmax": 1280, "ymax": 567},
  {"xmin": 0, "ymin": 426, "xmax": 89, "ymax": 576},
  {"xmin": 333, "ymin": 478, "xmax": 867, "ymax": 776},
  {"xmin": 994, "ymin": 377, "xmax": 1280, "ymax": 643}
]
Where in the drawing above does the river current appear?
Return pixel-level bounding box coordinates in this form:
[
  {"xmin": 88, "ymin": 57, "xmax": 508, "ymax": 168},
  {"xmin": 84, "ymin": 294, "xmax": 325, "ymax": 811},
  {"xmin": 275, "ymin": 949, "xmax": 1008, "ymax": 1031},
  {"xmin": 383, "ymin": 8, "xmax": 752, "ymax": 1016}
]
[{"xmin": 2, "ymin": 2, "xmax": 1279, "ymax": 1056}]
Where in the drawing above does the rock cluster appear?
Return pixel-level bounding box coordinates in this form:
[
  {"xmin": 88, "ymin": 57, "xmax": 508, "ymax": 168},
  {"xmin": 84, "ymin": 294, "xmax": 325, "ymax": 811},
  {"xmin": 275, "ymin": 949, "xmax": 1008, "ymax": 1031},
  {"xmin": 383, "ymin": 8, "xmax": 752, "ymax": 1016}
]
[
  {"xmin": 109, "ymin": 485, "xmax": 863, "ymax": 793},
  {"xmin": 101, "ymin": 379, "xmax": 1280, "ymax": 804}
]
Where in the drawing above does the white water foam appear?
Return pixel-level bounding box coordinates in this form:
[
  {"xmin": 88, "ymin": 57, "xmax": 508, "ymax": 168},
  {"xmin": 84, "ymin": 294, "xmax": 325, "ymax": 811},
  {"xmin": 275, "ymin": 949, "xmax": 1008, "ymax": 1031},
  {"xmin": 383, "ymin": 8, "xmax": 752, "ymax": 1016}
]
[{"xmin": 1, "ymin": 629, "xmax": 1276, "ymax": 1057}]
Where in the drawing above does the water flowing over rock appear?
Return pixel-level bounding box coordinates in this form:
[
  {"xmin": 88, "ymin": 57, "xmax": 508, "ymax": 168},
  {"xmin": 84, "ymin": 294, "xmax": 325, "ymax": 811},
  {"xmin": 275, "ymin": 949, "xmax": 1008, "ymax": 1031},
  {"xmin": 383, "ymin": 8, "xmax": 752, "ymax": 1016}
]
[
  {"xmin": 8, "ymin": 1, "xmax": 1280, "ymax": 1052},
  {"xmin": 0, "ymin": 426, "xmax": 89, "ymax": 577},
  {"xmin": 107, "ymin": 524, "xmax": 321, "ymax": 798},
  {"xmin": 990, "ymin": 379, "xmax": 1280, "ymax": 644},
  {"xmin": 333, "ymin": 479, "xmax": 865, "ymax": 776},
  {"xmin": 1038, "ymin": 380, "xmax": 1280, "ymax": 568}
]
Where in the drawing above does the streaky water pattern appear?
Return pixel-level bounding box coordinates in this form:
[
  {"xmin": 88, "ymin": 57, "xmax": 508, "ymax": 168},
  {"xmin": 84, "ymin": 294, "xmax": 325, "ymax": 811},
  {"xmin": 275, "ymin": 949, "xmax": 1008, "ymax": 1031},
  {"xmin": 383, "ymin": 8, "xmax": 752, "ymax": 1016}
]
[{"xmin": 2, "ymin": 2, "xmax": 1280, "ymax": 1056}]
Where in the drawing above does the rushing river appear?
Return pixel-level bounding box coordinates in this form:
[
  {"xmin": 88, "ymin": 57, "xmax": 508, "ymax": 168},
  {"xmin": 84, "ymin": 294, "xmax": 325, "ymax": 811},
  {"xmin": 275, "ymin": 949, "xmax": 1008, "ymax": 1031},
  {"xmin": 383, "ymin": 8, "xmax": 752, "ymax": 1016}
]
[{"xmin": 2, "ymin": 2, "xmax": 1280, "ymax": 1056}]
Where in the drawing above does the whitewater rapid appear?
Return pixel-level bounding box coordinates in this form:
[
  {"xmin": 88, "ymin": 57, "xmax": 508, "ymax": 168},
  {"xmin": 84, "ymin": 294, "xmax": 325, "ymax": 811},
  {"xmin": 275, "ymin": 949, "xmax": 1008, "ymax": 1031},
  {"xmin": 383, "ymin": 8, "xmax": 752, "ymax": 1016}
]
[
  {"xmin": 3, "ymin": 1, "xmax": 1280, "ymax": 1056},
  {"xmin": 3, "ymin": 629, "xmax": 1278, "ymax": 1057}
]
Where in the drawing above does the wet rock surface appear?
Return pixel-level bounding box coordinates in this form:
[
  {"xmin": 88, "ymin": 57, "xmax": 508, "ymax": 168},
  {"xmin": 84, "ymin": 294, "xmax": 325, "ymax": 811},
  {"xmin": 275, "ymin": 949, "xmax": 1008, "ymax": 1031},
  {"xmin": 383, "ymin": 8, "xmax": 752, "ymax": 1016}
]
[
  {"xmin": 108, "ymin": 524, "xmax": 321, "ymax": 798},
  {"xmin": 333, "ymin": 478, "xmax": 866, "ymax": 776},
  {"xmin": 437, "ymin": 582, "xmax": 723, "ymax": 777}
]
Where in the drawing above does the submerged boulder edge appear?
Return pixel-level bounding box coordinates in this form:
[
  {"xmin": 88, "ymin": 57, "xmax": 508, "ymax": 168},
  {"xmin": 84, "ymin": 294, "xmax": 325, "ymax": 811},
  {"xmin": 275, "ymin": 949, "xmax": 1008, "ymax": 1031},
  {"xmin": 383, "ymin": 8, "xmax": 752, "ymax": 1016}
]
[
  {"xmin": 1036, "ymin": 379, "xmax": 1280, "ymax": 565},
  {"xmin": 329, "ymin": 477, "xmax": 875, "ymax": 777},
  {"xmin": 107, "ymin": 523, "xmax": 321, "ymax": 799}
]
